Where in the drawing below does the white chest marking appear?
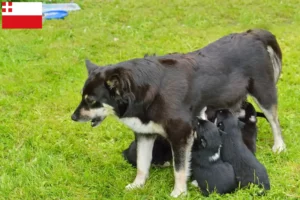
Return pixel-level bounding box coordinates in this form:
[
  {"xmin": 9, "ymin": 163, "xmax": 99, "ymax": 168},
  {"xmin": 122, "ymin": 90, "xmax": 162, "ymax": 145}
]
[
  {"xmin": 120, "ymin": 117, "xmax": 166, "ymax": 136},
  {"xmin": 208, "ymin": 145, "xmax": 221, "ymax": 162}
]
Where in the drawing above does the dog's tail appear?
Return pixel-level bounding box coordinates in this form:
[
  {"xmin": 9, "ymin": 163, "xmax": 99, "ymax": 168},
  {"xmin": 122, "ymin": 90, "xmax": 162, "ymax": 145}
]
[
  {"xmin": 257, "ymin": 112, "xmax": 268, "ymax": 121},
  {"xmin": 248, "ymin": 29, "xmax": 282, "ymax": 83}
]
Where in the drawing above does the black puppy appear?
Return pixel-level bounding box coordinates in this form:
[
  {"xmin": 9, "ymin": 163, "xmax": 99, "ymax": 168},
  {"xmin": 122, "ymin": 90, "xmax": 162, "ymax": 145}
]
[
  {"xmin": 191, "ymin": 118, "xmax": 237, "ymax": 196},
  {"xmin": 216, "ymin": 109, "xmax": 270, "ymax": 191},
  {"xmin": 238, "ymin": 101, "xmax": 266, "ymax": 154},
  {"xmin": 206, "ymin": 101, "xmax": 266, "ymax": 154},
  {"xmin": 123, "ymin": 134, "xmax": 172, "ymax": 167}
]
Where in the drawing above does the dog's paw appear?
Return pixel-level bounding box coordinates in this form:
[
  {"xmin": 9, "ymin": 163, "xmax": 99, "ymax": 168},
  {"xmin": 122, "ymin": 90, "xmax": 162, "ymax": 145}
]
[
  {"xmin": 170, "ymin": 188, "xmax": 187, "ymax": 198},
  {"xmin": 125, "ymin": 183, "xmax": 143, "ymax": 190},
  {"xmin": 272, "ymin": 141, "xmax": 286, "ymax": 153}
]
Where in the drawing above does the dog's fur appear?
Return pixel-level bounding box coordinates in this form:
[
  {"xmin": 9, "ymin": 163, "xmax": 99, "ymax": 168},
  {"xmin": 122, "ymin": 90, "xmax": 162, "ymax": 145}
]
[
  {"xmin": 71, "ymin": 29, "xmax": 283, "ymax": 197},
  {"xmin": 123, "ymin": 134, "xmax": 172, "ymax": 167},
  {"xmin": 216, "ymin": 109, "xmax": 270, "ymax": 191},
  {"xmin": 191, "ymin": 118, "xmax": 237, "ymax": 196}
]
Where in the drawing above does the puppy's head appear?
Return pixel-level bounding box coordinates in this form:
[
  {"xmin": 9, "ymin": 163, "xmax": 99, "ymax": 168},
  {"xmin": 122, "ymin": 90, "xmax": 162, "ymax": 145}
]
[
  {"xmin": 71, "ymin": 60, "xmax": 133, "ymax": 127},
  {"xmin": 238, "ymin": 101, "xmax": 257, "ymax": 124},
  {"xmin": 215, "ymin": 109, "xmax": 244, "ymax": 133},
  {"xmin": 193, "ymin": 118, "xmax": 222, "ymax": 150}
]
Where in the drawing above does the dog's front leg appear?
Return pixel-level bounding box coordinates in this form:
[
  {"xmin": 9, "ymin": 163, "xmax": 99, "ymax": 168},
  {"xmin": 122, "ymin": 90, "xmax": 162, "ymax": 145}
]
[
  {"xmin": 170, "ymin": 133, "xmax": 194, "ymax": 197},
  {"xmin": 125, "ymin": 134, "xmax": 156, "ymax": 189}
]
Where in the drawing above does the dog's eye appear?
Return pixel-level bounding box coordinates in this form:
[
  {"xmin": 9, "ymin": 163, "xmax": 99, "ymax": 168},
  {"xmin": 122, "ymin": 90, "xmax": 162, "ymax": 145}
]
[
  {"xmin": 87, "ymin": 99, "xmax": 97, "ymax": 105},
  {"xmin": 84, "ymin": 95, "xmax": 97, "ymax": 105},
  {"xmin": 217, "ymin": 122, "xmax": 225, "ymax": 131}
]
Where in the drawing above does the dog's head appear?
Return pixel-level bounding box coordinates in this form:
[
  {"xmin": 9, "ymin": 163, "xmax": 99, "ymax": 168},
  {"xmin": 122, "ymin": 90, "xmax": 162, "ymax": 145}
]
[
  {"xmin": 71, "ymin": 60, "xmax": 134, "ymax": 127},
  {"xmin": 215, "ymin": 109, "xmax": 245, "ymax": 133},
  {"xmin": 192, "ymin": 118, "xmax": 223, "ymax": 150}
]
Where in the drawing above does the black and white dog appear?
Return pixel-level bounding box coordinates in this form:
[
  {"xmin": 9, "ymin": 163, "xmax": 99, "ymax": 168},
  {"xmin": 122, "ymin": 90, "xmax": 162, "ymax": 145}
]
[
  {"xmin": 71, "ymin": 29, "xmax": 284, "ymax": 197},
  {"xmin": 122, "ymin": 101, "xmax": 265, "ymax": 167},
  {"xmin": 191, "ymin": 118, "xmax": 237, "ymax": 196},
  {"xmin": 216, "ymin": 109, "xmax": 270, "ymax": 191}
]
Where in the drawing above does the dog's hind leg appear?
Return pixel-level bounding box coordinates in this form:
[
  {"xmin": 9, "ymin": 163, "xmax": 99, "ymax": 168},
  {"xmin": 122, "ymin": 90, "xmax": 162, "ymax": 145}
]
[
  {"xmin": 249, "ymin": 81, "xmax": 286, "ymax": 153},
  {"xmin": 169, "ymin": 131, "xmax": 194, "ymax": 197},
  {"xmin": 125, "ymin": 134, "xmax": 156, "ymax": 189}
]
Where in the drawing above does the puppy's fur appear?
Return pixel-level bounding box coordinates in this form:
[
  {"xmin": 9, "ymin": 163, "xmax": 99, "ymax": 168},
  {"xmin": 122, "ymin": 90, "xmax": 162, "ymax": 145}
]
[
  {"xmin": 123, "ymin": 134, "xmax": 172, "ymax": 167},
  {"xmin": 238, "ymin": 101, "xmax": 266, "ymax": 154},
  {"xmin": 216, "ymin": 110, "xmax": 270, "ymax": 190},
  {"xmin": 191, "ymin": 118, "xmax": 237, "ymax": 196},
  {"xmin": 71, "ymin": 29, "xmax": 282, "ymax": 197}
]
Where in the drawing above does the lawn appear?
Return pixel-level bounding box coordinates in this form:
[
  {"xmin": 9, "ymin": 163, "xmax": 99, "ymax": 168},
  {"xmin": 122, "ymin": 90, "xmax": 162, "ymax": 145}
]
[{"xmin": 1, "ymin": 0, "xmax": 300, "ymax": 199}]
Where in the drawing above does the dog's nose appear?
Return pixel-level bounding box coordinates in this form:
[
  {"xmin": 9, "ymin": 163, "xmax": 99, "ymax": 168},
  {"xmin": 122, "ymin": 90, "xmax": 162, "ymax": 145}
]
[{"xmin": 71, "ymin": 114, "xmax": 78, "ymax": 121}]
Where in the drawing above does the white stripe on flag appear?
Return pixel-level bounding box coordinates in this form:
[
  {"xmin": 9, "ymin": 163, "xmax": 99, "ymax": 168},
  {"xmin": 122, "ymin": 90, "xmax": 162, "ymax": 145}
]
[{"xmin": 2, "ymin": 2, "xmax": 42, "ymax": 16}]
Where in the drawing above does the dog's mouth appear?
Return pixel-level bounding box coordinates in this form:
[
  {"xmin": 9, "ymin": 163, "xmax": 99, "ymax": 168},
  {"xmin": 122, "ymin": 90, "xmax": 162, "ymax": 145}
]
[{"xmin": 91, "ymin": 117, "xmax": 105, "ymax": 127}]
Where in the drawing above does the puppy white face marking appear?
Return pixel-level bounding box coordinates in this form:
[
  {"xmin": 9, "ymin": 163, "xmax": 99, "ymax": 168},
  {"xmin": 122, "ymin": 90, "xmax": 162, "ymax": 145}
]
[
  {"xmin": 208, "ymin": 145, "xmax": 221, "ymax": 162},
  {"xmin": 193, "ymin": 130, "xmax": 197, "ymax": 139},
  {"xmin": 214, "ymin": 118, "xmax": 217, "ymax": 125},
  {"xmin": 120, "ymin": 117, "xmax": 166, "ymax": 137},
  {"xmin": 238, "ymin": 109, "xmax": 246, "ymax": 118},
  {"xmin": 198, "ymin": 107, "xmax": 208, "ymax": 120},
  {"xmin": 249, "ymin": 115, "xmax": 256, "ymax": 123}
]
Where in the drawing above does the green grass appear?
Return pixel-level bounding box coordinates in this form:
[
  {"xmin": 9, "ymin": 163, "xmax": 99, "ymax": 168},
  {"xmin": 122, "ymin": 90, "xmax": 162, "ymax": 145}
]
[{"xmin": 1, "ymin": 0, "xmax": 300, "ymax": 199}]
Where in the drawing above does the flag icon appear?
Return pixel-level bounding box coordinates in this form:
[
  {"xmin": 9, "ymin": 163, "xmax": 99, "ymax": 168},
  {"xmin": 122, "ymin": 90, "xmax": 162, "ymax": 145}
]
[{"xmin": 2, "ymin": 2, "xmax": 43, "ymax": 29}]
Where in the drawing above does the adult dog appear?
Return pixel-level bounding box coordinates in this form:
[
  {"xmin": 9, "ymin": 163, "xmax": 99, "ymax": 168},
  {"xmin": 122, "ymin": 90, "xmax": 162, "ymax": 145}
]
[{"xmin": 71, "ymin": 29, "xmax": 284, "ymax": 197}]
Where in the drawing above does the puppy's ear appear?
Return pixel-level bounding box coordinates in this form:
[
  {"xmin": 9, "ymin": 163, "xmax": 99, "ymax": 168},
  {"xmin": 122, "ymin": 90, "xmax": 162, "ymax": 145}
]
[
  {"xmin": 85, "ymin": 59, "xmax": 99, "ymax": 75},
  {"xmin": 238, "ymin": 121, "xmax": 245, "ymax": 129},
  {"xmin": 219, "ymin": 130, "xmax": 227, "ymax": 136}
]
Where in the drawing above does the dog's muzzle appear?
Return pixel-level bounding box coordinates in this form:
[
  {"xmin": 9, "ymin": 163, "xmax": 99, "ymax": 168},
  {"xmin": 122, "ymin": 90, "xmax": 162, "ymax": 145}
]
[
  {"xmin": 91, "ymin": 117, "xmax": 104, "ymax": 127},
  {"xmin": 71, "ymin": 113, "xmax": 105, "ymax": 127},
  {"xmin": 71, "ymin": 113, "xmax": 79, "ymax": 121}
]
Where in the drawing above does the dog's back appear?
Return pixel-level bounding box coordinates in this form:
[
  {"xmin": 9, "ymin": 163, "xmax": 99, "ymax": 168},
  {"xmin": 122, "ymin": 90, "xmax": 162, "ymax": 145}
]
[
  {"xmin": 191, "ymin": 119, "xmax": 237, "ymax": 196},
  {"xmin": 216, "ymin": 110, "xmax": 270, "ymax": 190}
]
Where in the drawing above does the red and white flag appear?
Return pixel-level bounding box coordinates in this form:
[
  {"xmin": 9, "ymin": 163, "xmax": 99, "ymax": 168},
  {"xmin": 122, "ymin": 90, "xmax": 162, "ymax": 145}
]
[{"xmin": 2, "ymin": 2, "xmax": 42, "ymax": 29}]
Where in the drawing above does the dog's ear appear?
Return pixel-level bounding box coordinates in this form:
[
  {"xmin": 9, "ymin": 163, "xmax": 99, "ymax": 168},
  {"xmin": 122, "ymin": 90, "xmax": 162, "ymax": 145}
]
[
  {"xmin": 105, "ymin": 69, "xmax": 135, "ymax": 102},
  {"xmin": 238, "ymin": 120, "xmax": 245, "ymax": 129},
  {"xmin": 85, "ymin": 59, "xmax": 99, "ymax": 75},
  {"xmin": 105, "ymin": 74, "xmax": 120, "ymax": 91}
]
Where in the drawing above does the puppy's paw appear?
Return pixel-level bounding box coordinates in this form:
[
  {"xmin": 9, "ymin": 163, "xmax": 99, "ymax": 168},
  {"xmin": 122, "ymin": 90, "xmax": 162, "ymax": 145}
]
[
  {"xmin": 272, "ymin": 141, "xmax": 286, "ymax": 153},
  {"xmin": 191, "ymin": 180, "xmax": 198, "ymax": 187},
  {"xmin": 125, "ymin": 182, "xmax": 144, "ymax": 190},
  {"xmin": 170, "ymin": 187, "xmax": 187, "ymax": 198}
]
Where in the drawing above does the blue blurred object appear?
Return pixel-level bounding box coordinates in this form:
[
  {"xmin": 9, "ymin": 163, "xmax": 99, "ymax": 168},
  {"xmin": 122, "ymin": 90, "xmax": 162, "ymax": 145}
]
[
  {"xmin": 43, "ymin": 10, "xmax": 68, "ymax": 20},
  {"xmin": 43, "ymin": 3, "xmax": 81, "ymax": 13}
]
